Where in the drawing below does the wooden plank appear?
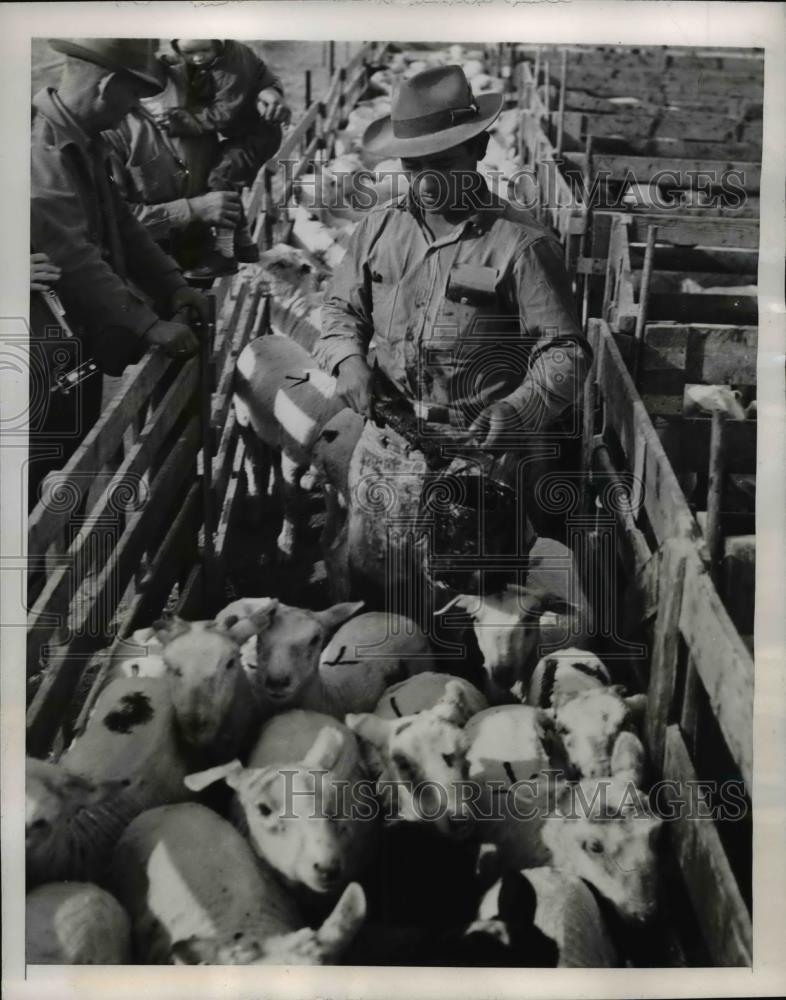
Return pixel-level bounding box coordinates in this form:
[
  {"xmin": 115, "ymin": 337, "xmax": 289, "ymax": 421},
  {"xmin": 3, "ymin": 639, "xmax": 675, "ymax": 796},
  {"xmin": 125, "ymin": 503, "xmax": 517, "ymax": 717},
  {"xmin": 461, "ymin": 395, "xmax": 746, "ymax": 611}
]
[
  {"xmin": 214, "ymin": 436, "xmax": 247, "ymax": 564},
  {"xmin": 27, "ymin": 361, "xmax": 199, "ymax": 668},
  {"xmin": 561, "ymin": 109, "xmax": 744, "ymax": 143},
  {"xmin": 644, "ymin": 293, "xmax": 758, "ymax": 326},
  {"xmin": 679, "ymin": 549, "xmax": 754, "ymax": 785},
  {"xmin": 639, "ymin": 325, "xmax": 758, "ymax": 390},
  {"xmin": 645, "ymin": 539, "xmax": 689, "ymax": 770},
  {"xmin": 622, "ymin": 214, "xmax": 759, "ymax": 249},
  {"xmin": 26, "ymin": 419, "xmax": 200, "ymax": 755},
  {"xmin": 592, "ymin": 135, "xmax": 760, "ymax": 161},
  {"xmin": 663, "ymin": 725, "xmax": 752, "ymax": 966},
  {"xmin": 722, "ymin": 535, "xmax": 755, "ymax": 639},
  {"xmin": 628, "ymin": 246, "xmax": 758, "ymax": 274},
  {"xmin": 593, "ymin": 320, "xmax": 705, "ymax": 551},
  {"xmin": 654, "ymin": 415, "xmax": 756, "ymax": 476},
  {"xmin": 28, "ymin": 351, "xmax": 170, "ymax": 556},
  {"xmin": 589, "ymin": 154, "xmax": 760, "ymax": 192}
]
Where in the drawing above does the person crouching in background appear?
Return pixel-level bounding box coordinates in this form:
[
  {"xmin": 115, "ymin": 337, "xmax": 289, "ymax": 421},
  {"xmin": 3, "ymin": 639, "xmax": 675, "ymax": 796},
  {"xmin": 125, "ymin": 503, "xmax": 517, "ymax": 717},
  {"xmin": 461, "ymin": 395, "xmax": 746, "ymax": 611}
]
[{"xmin": 161, "ymin": 39, "xmax": 292, "ymax": 276}]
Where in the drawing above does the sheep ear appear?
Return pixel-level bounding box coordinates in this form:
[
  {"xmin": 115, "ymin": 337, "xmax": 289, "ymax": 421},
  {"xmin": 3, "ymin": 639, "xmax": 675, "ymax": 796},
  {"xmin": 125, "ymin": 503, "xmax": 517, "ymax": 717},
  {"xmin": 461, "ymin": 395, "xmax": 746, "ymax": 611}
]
[
  {"xmin": 184, "ymin": 759, "xmax": 244, "ymax": 793},
  {"xmin": 303, "ymin": 727, "xmax": 344, "ymax": 769},
  {"xmin": 314, "ymin": 882, "xmax": 366, "ymax": 958},
  {"xmin": 434, "ymin": 594, "xmax": 474, "ymax": 616},
  {"xmin": 535, "ymin": 590, "xmax": 580, "ymax": 617},
  {"xmin": 153, "ymin": 615, "xmax": 191, "ymax": 646},
  {"xmin": 313, "ymin": 601, "xmax": 364, "ymax": 634},
  {"xmin": 345, "ymin": 713, "xmax": 392, "ymax": 750},
  {"xmin": 433, "ymin": 680, "xmax": 472, "ymax": 726},
  {"xmin": 625, "ymin": 693, "xmax": 648, "ymax": 725},
  {"xmin": 610, "ymin": 731, "xmax": 646, "ymax": 786}
]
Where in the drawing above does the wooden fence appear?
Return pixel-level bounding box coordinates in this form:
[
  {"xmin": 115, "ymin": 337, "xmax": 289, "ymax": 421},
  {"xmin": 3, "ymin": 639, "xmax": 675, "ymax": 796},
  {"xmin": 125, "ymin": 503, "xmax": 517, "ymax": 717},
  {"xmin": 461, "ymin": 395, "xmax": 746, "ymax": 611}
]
[{"xmin": 25, "ymin": 41, "xmax": 382, "ymax": 757}]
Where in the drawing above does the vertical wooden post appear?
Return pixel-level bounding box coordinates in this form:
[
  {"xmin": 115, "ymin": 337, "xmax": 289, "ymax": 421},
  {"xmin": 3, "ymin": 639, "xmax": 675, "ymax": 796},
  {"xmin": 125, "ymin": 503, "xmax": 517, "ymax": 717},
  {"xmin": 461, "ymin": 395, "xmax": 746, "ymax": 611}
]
[
  {"xmin": 199, "ymin": 293, "xmax": 217, "ymax": 613},
  {"xmin": 543, "ymin": 59, "xmax": 550, "ymax": 119},
  {"xmin": 534, "ymin": 46, "xmax": 541, "ymax": 107},
  {"xmin": 632, "ymin": 224, "xmax": 657, "ymax": 386},
  {"xmin": 329, "ymin": 40, "xmax": 335, "ymax": 77},
  {"xmin": 556, "ymin": 48, "xmax": 568, "ymax": 155},
  {"xmin": 262, "ymin": 167, "xmax": 274, "ymax": 249},
  {"xmin": 705, "ymin": 410, "xmax": 727, "ymax": 585}
]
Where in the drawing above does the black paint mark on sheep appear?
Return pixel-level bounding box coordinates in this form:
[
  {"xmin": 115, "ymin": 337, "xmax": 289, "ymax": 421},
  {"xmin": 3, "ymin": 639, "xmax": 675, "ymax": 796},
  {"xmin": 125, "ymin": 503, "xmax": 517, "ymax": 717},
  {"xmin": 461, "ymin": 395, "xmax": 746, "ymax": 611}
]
[
  {"xmin": 541, "ymin": 657, "xmax": 559, "ymax": 706},
  {"xmin": 322, "ymin": 645, "xmax": 359, "ymax": 667},
  {"xmin": 503, "ymin": 761, "xmax": 517, "ymax": 785},
  {"xmin": 285, "ymin": 372, "xmax": 310, "ymax": 387},
  {"xmin": 390, "ymin": 696, "xmax": 403, "ymax": 718},
  {"xmin": 571, "ymin": 659, "xmax": 603, "ymax": 680},
  {"xmin": 103, "ymin": 692, "xmax": 154, "ymax": 733}
]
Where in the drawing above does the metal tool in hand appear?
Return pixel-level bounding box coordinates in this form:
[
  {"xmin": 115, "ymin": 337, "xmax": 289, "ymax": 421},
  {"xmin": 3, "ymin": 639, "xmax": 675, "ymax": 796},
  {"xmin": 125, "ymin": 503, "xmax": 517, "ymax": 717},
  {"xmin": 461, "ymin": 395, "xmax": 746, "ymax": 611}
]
[{"xmin": 39, "ymin": 289, "xmax": 101, "ymax": 397}]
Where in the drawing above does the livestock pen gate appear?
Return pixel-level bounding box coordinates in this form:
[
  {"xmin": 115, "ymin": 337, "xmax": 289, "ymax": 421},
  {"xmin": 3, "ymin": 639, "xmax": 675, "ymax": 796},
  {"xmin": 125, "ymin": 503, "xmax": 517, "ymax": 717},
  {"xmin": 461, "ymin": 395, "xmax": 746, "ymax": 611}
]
[{"xmin": 25, "ymin": 39, "xmax": 757, "ymax": 968}]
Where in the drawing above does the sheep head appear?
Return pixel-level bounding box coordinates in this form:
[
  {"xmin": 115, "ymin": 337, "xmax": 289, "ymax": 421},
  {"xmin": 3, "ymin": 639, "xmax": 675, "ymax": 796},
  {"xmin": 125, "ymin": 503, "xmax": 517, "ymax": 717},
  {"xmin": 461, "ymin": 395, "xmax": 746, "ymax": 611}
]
[
  {"xmin": 435, "ymin": 586, "xmax": 580, "ymax": 690},
  {"xmin": 185, "ymin": 728, "xmax": 356, "ymax": 896},
  {"xmin": 346, "ymin": 681, "xmax": 474, "ymax": 838},
  {"xmin": 539, "ymin": 777, "xmax": 662, "ymax": 924},
  {"xmin": 553, "ymin": 687, "xmax": 646, "ymax": 783}
]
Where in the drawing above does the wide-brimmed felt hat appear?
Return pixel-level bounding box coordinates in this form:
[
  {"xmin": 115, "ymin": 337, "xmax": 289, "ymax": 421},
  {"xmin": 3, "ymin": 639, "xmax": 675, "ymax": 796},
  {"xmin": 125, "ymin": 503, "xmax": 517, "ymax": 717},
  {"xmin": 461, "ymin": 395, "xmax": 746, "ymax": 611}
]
[
  {"xmin": 363, "ymin": 64, "xmax": 503, "ymax": 159},
  {"xmin": 48, "ymin": 38, "xmax": 165, "ymax": 95}
]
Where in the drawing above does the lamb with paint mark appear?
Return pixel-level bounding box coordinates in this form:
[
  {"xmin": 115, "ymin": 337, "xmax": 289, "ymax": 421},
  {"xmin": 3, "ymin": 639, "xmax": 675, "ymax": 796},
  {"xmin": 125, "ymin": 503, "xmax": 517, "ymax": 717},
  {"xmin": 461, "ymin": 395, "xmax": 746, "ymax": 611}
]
[
  {"xmin": 185, "ymin": 712, "xmax": 377, "ymax": 906},
  {"xmin": 111, "ymin": 802, "xmax": 366, "ymax": 964},
  {"xmin": 526, "ymin": 648, "xmax": 612, "ymax": 709},
  {"xmin": 346, "ymin": 675, "xmax": 488, "ymax": 838}
]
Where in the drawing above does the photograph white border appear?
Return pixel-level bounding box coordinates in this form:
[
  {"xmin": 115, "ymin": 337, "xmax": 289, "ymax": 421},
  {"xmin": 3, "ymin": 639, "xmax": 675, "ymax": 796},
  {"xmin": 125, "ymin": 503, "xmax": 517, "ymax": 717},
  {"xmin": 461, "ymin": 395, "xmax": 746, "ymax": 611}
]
[{"xmin": 2, "ymin": 2, "xmax": 784, "ymax": 998}]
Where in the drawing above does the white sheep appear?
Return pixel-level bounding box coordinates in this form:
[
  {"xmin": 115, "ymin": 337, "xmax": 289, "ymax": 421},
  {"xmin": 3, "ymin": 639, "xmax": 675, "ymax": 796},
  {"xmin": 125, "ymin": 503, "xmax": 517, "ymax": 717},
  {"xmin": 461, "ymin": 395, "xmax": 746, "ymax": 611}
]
[
  {"xmin": 552, "ymin": 686, "xmax": 647, "ymax": 785},
  {"xmin": 476, "ymin": 776, "xmax": 662, "ymax": 925},
  {"xmin": 184, "ymin": 714, "xmax": 376, "ymax": 904},
  {"xmin": 473, "ymin": 866, "xmax": 617, "ymax": 967},
  {"xmin": 463, "ymin": 705, "xmax": 573, "ymax": 795},
  {"xmin": 230, "ymin": 599, "xmax": 435, "ymax": 718},
  {"xmin": 26, "ymin": 882, "xmax": 131, "ymax": 964},
  {"xmin": 60, "ymin": 677, "xmax": 193, "ymax": 813},
  {"xmin": 346, "ymin": 676, "xmax": 485, "ymax": 838},
  {"xmin": 526, "ymin": 647, "xmax": 612, "ymax": 709},
  {"xmin": 373, "ymin": 671, "xmax": 488, "ymax": 720},
  {"xmin": 233, "ymin": 332, "xmax": 347, "ymax": 556},
  {"xmin": 110, "ymin": 802, "xmax": 366, "ymax": 964},
  {"xmin": 435, "ymin": 537, "xmax": 593, "ymax": 700},
  {"xmin": 106, "ymin": 627, "xmax": 167, "ymax": 682},
  {"xmin": 683, "ymin": 383, "xmax": 749, "ymax": 421},
  {"xmin": 26, "ymin": 757, "xmax": 139, "ymax": 887},
  {"xmin": 152, "ymin": 615, "xmax": 261, "ymax": 762}
]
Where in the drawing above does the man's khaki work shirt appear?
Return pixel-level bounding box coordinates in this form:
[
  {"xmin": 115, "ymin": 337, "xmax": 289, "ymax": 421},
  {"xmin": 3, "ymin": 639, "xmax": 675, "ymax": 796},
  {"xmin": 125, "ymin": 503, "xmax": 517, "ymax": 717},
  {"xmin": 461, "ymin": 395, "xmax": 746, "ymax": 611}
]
[{"xmin": 314, "ymin": 180, "xmax": 591, "ymax": 433}]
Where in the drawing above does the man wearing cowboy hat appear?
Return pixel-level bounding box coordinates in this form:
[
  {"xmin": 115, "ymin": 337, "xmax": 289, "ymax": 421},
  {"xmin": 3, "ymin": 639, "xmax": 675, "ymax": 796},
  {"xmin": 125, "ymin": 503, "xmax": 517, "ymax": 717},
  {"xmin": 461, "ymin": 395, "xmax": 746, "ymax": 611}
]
[
  {"xmin": 30, "ymin": 38, "xmax": 209, "ymax": 504},
  {"xmin": 314, "ymin": 64, "xmax": 590, "ymax": 620}
]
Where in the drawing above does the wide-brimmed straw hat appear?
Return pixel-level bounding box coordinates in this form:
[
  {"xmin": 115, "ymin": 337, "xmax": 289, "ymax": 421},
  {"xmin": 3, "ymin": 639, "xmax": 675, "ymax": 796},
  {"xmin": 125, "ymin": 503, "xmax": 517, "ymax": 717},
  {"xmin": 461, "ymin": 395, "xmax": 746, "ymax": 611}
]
[
  {"xmin": 48, "ymin": 38, "xmax": 165, "ymax": 95},
  {"xmin": 363, "ymin": 64, "xmax": 503, "ymax": 159}
]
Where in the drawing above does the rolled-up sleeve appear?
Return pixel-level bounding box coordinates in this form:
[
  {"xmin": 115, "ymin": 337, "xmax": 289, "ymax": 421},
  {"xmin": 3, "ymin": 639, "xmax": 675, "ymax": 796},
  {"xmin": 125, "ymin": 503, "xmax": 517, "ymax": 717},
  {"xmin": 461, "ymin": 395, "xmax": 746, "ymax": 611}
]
[
  {"xmin": 313, "ymin": 218, "xmax": 375, "ymax": 375},
  {"xmin": 501, "ymin": 235, "xmax": 592, "ymax": 430}
]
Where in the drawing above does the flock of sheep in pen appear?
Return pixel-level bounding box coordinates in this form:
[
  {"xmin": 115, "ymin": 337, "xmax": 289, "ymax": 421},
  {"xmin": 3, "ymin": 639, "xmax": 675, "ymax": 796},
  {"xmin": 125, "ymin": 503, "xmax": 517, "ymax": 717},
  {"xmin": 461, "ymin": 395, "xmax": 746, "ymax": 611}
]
[{"xmin": 28, "ymin": 45, "xmax": 667, "ymax": 968}]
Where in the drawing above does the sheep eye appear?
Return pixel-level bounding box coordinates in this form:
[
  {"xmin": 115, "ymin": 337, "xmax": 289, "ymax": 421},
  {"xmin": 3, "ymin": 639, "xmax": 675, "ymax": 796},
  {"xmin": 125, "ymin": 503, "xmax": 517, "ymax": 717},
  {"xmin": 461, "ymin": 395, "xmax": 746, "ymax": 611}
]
[
  {"xmin": 442, "ymin": 753, "xmax": 455, "ymax": 768},
  {"xmin": 169, "ymin": 666, "xmax": 183, "ymax": 678},
  {"xmin": 585, "ymin": 838, "xmax": 604, "ymax": 854},
  {"xmin": 258, "ymin": 802, "xmax": 272, "ymax": 817},
  {"xmin": 392, "ymin": 754, "xmax": 411, "ymax": 774},
  {"xmin": 30, "ymin": 818, "xmax": 49, "ymax": 831},
  {"xmin": 226, "ymin": 658, "xmax": 236, "ymax": 671},
  {"xmin": 308, "ymin": 635, "xmax": 321, "ymax": 647}
]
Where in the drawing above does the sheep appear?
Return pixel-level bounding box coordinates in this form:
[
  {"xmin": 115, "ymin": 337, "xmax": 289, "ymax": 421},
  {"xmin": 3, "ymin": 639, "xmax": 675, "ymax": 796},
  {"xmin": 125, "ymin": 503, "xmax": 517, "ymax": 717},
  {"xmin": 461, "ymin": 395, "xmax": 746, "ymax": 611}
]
[
  {"xmin": 232, "ymin": 599, "xmax": 435, "ymax": 718},
  {"xmin": 26, "ymin": 757, "xmax": 139, "ymax": 887},
  {"xmin": 373, "ymin": 671, "xmax": 488, "ymax": 721},
  {"xmin": 110, "ymin": 802, "xmax": 366, "ymax": 964},
  {"xmin": 434, "ymin": 537, "xmax": 594, "ymax": 701},
  {"xmin": 473, "ymin": 866, "xmax": 618, "ymax": 967},
  {"xmin": 346, "ymin": 677, "xmax": 484, "ymax": 838},
  {"xmin": 152, "ymin": 615, "xmax": 261, "ymax": 762},
  {"xmin": 551, "ymin": 686, "xmax": 648, "ymax": 785},
  {"xmin": 184, "ymin": 713, "xmax": 377, "ymax": 907},
  {"xmin": 526, "ymin": 647, "xmax": 612, "ymax": 709},
  {"xmin": 233, "ymin": 332, "xmax": 348, "ymax": 556},
  {"xmin": 475, "ymin": 776, "xmax": 662, "ymax": 925},
  {"xmin": 683, "ymin": 383, "xmax": 749, "ymax": 421},
  {"xmin": 106, "ymin": 627, "xmax": 166, "ymax": 682},
  {"xmin": 60, "ymin": 677, "xmax": 193, "ymax": 814},
  {"xmin": 463, "ymin": 705, "xmax": 574, "ymax": 795},
  {"xmin": 26, "ymin": 882, "xmax": 131, "ymax": 964}
]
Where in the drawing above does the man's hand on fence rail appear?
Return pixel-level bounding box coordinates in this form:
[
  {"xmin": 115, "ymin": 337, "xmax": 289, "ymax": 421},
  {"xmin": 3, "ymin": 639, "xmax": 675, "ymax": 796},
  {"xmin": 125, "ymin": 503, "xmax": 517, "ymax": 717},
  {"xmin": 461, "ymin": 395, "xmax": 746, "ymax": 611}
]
[
  {"xmin": 144, "ymin": 317, "xmax": 199, "ymax": 359},
  {"xmin": 170, "ymin": 286, "xmax": 211, "ymax": 330},
  {"xmin": 187, "ymin": 191, "xmax": 243, "ymax": 228}
]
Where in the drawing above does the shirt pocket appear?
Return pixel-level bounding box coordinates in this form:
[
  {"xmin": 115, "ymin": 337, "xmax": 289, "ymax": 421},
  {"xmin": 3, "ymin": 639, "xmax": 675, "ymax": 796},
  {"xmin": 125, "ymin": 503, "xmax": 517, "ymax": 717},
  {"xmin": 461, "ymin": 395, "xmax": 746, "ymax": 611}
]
[{"xmin": 128, "ymin": 150, "xmax": 185, "ymax": 204}]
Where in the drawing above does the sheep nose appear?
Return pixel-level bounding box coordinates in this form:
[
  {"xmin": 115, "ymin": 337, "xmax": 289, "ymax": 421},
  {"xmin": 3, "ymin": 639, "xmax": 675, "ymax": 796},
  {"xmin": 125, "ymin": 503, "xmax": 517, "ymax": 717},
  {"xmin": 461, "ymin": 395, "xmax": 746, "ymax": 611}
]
[
  {"xmin": 265, "ymin": 675, "xmax": 290, "ymax": 692},
  {"xmin": 313, "ymin": 859, "xmax": 341, "ymax": 881},
  {"xmin": 491, "ymin": 664, "xmax": 514, "ymax": 689}
]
